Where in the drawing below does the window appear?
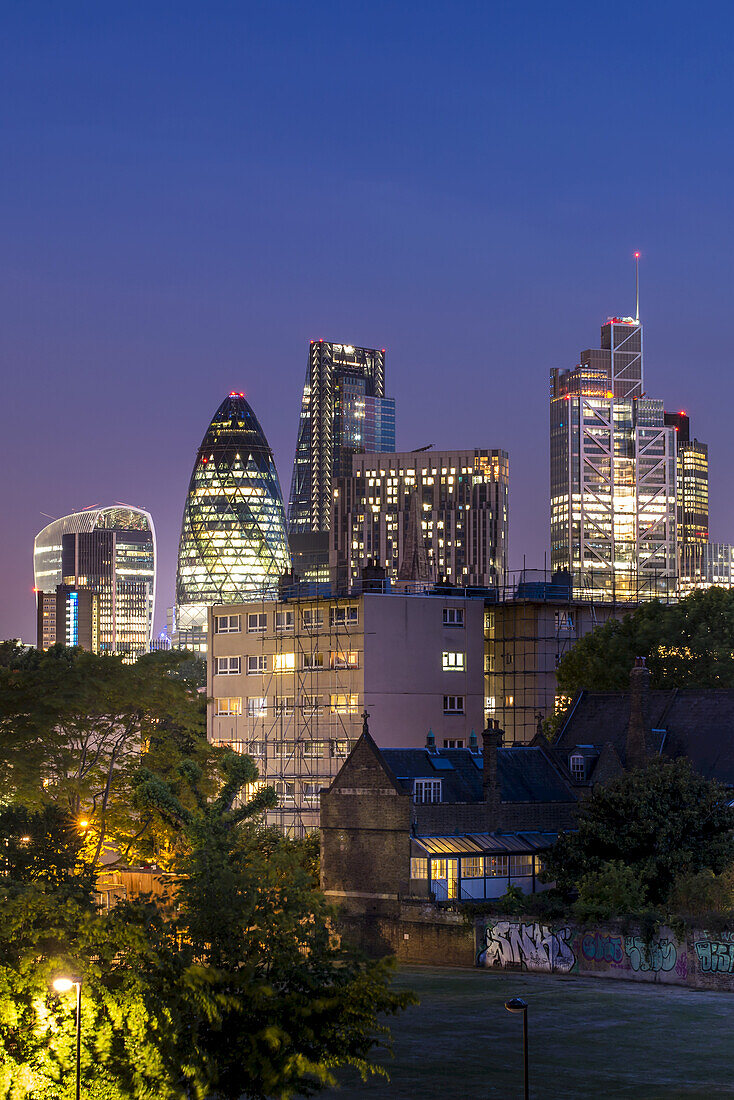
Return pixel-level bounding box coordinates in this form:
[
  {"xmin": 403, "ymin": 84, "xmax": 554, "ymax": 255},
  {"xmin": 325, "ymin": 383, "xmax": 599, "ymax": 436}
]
[
  {"xmin": 443, "ymin": 738, "xmax": 464, "ymax": 749},
  {"xmin": 485, "ymin": 855, "xmax": 509, "ymax": 878},
  {"xmin": 215, "ymin": 697, "xmax": 242, "ymax": 716},
  {"xmin": 442, "ymin": 651, "xmax": 465, "ymax": 672},
  {"xmin": 303, "ymin": 782, "xmax": 321, "ymax": 803},
  {"xmin": 330, "ymin": 605, "xmax": 358, "ymax": 626},
  {"xmin": 247, "ymin": 655, "xmax": 267, "ymax": 675},
  {"xmin": 215, "ymin": 614, "xmax": 240, "ymax": 634},
  {"xmin": 331, "ymin": 738, "xmax": 352, "ymax": 757},
  {"xmin": 462, "ymin": 856, "xmax": 483, "ymax": 879},
  {"xmin": 302, "ymin": 651, "xmax": 324, "ymax": 669},
  {"xmin": 274, "ymin": 780, "xmax": 295, "ymax": 803},
  {"xmin": 247, "ymin": 740, "xmax": 265, "ymax": 757},
  {"xmin": 484, "ymin": 611, "xmax": 495, "ymax": 634},
  {"xmin": 270, "ymin": 740, "xmax": 295, "ymax": 758},
  {"xmin": 302, "ymin": 694, "xmax": 323, "ymax": 715},
  {"xmin": 274, "ymin": 696, "xmax": 294, "ymax": 716},
  {"xmin": 215, "ymin": 656, "xmax": 241, "ymax": 675},
  {"xmin": 303, "ymin": 740, "xmax": 325, "ymax": 758},
  {"xmin": 443, "ymin": 607, "xmax": 464, "ymax": 627},
  {"xmin": 443, "ymin": 695, "xmax": 464, "ymax": 715},
  {"xmin": 510, "ymin": 855, "xmax": 534, "ymax": 877},
  {"xmin": 485, "ymin": 653, "xmax": 495, "ymax": 673},
  {"xmin": 414, "ymin": 778, "xmax": 442, "ymax": 803},
  {"xmin": 247, "ymin": 613, "xmax": 267, "ymax": 633},
  {"xmin": 330, "ymin": 693, "xmax": 359, "ymax": 714},
  {"xmin": 569, "ymin": 754, "xmax": 586, "ymax": 781},
  {"xmin": 247, "ymin": 697, "xmax": 267, "ymax": 718},
  {"xmin": 273, "ymin": 652, "xmax": 295, "ymax": 672},
  {"xmin": 505, "ymin": 694, "xmax": 514, "ymax": 707},
  {"xmin": 302, "ymin": 608, "xmax": 323, "ymax": 628},
  {"xmin": 410, "ymin": 857, "xmax": 428, "ymax": 879},
  {"xmin": 275, "ymin": 609, "xmax": 294, "ymax": 631},
  {"xmin": 555, "ymin": 610, "xmax": 575, "ymax": 633},
  {"xmin": 485, "ymin": 696, "xmax": 496, "ymax": 714},
  {"xmin": 330, "ymin": 650, "xmax": 359, "ymax": 669}
]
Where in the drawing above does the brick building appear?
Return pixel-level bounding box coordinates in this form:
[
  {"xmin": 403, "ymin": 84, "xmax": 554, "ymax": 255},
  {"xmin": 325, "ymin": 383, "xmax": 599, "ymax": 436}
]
[{"xmin": 320, "ymin": 719, "xmax": 578, "ymax": 914}]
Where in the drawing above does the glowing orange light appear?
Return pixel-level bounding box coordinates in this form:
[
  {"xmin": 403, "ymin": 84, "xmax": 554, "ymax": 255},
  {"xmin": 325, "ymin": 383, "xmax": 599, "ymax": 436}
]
[
  {"xmin": 634, "ymin": 251, "xmax": 640, "ymax": 258},
  {"xmin": 679, "ymin": 410, "xmax": 686, "ymax": 416},
  {"xmin": 79, "ymin": 819, "xmax": 89, "ymax": 829}
]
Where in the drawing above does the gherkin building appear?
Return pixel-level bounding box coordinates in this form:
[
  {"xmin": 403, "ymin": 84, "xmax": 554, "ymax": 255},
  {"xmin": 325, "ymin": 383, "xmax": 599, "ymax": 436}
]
[{"xmin": 175, "ymin": 393, "xmax": 291, "ymax": 637}]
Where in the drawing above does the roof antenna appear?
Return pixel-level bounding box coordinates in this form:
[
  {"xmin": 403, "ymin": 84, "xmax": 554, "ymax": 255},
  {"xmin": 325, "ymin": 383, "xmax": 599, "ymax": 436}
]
[{"xmin": 634, "ymin": 251, "xmax": 641, "ymax": 322}]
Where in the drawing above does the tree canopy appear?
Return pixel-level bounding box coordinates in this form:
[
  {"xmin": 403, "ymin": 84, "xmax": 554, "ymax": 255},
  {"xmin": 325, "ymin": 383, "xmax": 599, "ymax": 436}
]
[
  {"xmin": 556, "ymin": 587, "xmax": 734, "ymax": 695},
  {"xmin": 543, "ymin": 758, "xmax": 734, "ymax": 905}
]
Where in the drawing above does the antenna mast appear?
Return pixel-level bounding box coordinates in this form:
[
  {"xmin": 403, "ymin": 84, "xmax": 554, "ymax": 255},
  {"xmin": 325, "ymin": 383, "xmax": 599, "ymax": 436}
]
[{"xmin": 634, "ymin": 251, "xmax": 640, "ymax": 322}]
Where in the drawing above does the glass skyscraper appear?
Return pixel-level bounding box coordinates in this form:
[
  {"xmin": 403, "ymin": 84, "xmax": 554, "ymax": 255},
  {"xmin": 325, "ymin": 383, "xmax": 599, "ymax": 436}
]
[
  {"xmin": 175, "ymin": 392, "xmax": 290, "ymax": 649},
  {"xmin": 288, "ymin": 341, "xmax": 395, "ymax": 582},
  {"xmin": 34, "ymin": 505, "xmax": 156, "ymax": 661},
  {"xmin": 550, "ymin": 317, "xmax": 677, "ymax": 600}
]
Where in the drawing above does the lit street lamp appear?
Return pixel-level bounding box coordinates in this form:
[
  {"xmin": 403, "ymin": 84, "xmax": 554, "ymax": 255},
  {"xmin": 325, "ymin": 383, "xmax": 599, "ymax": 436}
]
[
  {"xmin": 504, "ymin": 996, "xmax": 529, "ymax": 1100},
  {"xmin": 53, "ymin": 976, "xmax": 82, "ymax": 1100}
]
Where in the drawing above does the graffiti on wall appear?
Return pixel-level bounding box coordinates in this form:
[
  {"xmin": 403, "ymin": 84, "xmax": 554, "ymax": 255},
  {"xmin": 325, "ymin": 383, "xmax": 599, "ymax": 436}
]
[
  {"xmin": 478, "ymin": 921, "xmax": 576, "ymax": 972},
  {"xmin": 695, "ymin": 932, "xmax": 734, "ymax": 975}
]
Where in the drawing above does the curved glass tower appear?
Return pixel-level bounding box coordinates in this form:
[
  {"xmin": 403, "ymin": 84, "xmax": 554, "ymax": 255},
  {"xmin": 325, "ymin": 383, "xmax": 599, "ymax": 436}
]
[{"xmin": 175, "ymin": 393, "xmax": 290, "ymax": 644}]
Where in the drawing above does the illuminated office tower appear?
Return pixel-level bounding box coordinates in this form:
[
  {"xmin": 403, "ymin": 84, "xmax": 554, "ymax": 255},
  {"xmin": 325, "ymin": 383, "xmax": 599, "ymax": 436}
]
[
  {"xmin": 332, "ymin": 449, "xmax": 509, "ymax": 592},
  {"xmin": 664, "ymin": 411, "xmax": 709, "ymax": 546},
  {"xmin": 288, "ymin": 341, "xmax": 395, "ymax": 582},
  {"xmin": 34, "ymin": 505, "xmax": 155, "ymax": 660},
  {"xmin": 550, "ymin": 317, "xmax": 677, "ymax": 600},
  {"xmin": 175, "ymin": 392, "xmax": 290, "ymax": 651}
]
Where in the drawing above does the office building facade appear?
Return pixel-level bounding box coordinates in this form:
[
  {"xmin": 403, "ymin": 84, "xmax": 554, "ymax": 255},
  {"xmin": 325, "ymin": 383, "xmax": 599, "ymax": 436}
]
[
  {"xmin": 664, "ymin": 411, "xmax": 709, "ymax": 547},
  {"xmin": 550, "ymin": 317, "xmax": 677, "ymax": 600},
  {"xmin": 34, "ymin": 505, "xmax": 155, "ymax": 660},
  {"xmin": 332, "ymin": 449, "xmax": 509, "ymax": 592},
  {"xmin": 174, "ymin": 393, "xmax": 291, "ymax": 651},
  {"xmin": 288, "ymin": 341, "xmax": 395, "ymax": 582},
  {"xmin": 207, "ymin": 591, "xmax": 485, "ymax": 834}
]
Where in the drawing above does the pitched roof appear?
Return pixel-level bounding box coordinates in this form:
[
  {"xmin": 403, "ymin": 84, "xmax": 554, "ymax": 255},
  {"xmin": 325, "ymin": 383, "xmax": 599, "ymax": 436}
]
[{"xmin": 554, "ymin": 688, "xmax": 734, "ymax": 786}]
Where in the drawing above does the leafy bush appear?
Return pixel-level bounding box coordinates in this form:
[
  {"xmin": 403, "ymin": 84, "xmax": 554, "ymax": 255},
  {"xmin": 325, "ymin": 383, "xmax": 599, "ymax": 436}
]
[
  {"xmin": 573, "ymin": 861, "xmax": 647, "ymax": 922},
  {"xmin": 668, "ymin": 866, "xmax": 734, "ymax": 918}
]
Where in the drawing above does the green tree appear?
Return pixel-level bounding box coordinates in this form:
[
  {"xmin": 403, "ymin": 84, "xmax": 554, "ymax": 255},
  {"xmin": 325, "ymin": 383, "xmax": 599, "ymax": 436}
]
[
  {"xmin": 544, "ymin": 759, "xmax": 734, "ymax": 905},
  {"xmin": 556, "ymin": 587, "xmax": 734, "ymax": 695},
  {"xmin": 0, "ymin": 805, "xmax": 85, "ymax": 887},
  {"xmin": 573, "ymin": 861, "xmax": 648, "ymax": 922},
  {"xmin": 0, "ymin": 645, "xmax": 216, "ymax": 869}
]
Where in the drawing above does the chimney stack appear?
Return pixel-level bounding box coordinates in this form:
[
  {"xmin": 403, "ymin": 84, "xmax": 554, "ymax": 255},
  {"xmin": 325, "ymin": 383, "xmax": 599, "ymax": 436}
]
[
  {"xmin": 481, "ymin": 720, "xmax": 503, "ymax": 829},
  {"xmin": 626, "ymin": 657, "xmax": 650, "ymax": 770}
]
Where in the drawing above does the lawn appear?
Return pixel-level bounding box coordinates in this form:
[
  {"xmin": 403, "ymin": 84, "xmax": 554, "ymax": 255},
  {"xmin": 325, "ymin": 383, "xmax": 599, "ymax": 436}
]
[{"xmin": 326, "ymin": 966, "xmax": 734, "ymax": 1099}]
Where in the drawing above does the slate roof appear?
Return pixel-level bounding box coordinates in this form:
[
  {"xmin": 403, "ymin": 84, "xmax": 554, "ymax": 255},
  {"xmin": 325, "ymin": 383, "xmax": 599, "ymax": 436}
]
[
  {"xmin": 554, "ymin": 688, "xmax": 734, "ymax": 787},
  {"xmin": 380, "ymin": 746, "xmax": 576, "ymax": 804}
]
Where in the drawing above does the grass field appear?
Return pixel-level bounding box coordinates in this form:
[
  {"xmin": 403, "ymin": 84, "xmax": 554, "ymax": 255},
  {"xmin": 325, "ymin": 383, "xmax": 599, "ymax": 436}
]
[{"xmin": 325, "ymin": 966, "xmax": 734, "ymax": 1099}]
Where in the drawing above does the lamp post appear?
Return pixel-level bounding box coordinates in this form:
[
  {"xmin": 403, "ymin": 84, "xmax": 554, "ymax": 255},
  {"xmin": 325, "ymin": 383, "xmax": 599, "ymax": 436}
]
[
  {"xmin": 53, "ymin": 976, "xmax": 82, "ymax": 1100},
  {"xmin": 504, "ymin": 997, "xmax": 528, "ymax": 1100}
]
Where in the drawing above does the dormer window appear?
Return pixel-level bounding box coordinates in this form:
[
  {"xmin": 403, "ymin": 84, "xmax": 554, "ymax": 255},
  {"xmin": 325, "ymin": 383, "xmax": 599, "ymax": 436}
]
[
  {"xmin": 569, "ymin": 753, "xmax": 586, "ymax": 781},
  {"xmin": 414, "ymin": 779, "xmax": 442, "ymax": 803}
]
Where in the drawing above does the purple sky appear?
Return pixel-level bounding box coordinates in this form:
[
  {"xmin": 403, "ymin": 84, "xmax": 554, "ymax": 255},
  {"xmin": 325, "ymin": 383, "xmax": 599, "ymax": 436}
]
[{"xmin": 2, "ymin": 2, "xmax": 734, "ymax": 641}]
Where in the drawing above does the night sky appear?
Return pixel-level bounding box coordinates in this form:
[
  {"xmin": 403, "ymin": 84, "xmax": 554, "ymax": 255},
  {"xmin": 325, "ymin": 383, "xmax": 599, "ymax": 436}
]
[{"xmin": 2, "ymin": 1, "xmax": 734, "ymax": 641}]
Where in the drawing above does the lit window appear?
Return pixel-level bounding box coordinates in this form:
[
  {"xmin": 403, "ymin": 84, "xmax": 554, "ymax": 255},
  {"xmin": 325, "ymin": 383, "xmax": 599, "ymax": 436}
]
[
  {"xmin": 443, "ymin": 695, "xmax": 464, "ymax": 714},
  {"xmin": 303, "ymin": 740, "xmax": 325, "ymax": 758},
  {"xmin": 275, "ymin": 610, "xmax": 294, "ymax": 630},
  {"xmin": 215, "ymin": 697, "xmax": 242, "ymax": 716},
  {"xmin": 215, "ymin": 615, "xmax": 241, "ymax": 634},
  {"xmin": 215, "ymin": 656, "xmax": 240, "ymax": 675},
  {"xmin": 330, "ymin": 605, "xmax": 359, "ymax": 626},
  {"xmin": 485, "ymin": 856, "xmax": 509, "ymax": 877},
  {"xmin": 273, "ymin": 652, "xmax": 295, "ymax": 672},
  {"xmin": 443, "ymin": 651, "xmax": 465, "ymax": 672},
  {"xmin": 331, "ymin": 739, "xmax": 352, "ymax": 757},
  {"xmin": 414, "ymin": 779, "xmax": 442, "ymax": 803},
  {"xmin": 410, "ymin": 857, "xmax": 428, "ymax": 879},
  {"xmin": 330, "ymin": 650, "xmax": 359, "ymax": 669},
  {"xmin": 510, "ymin": 855, "xmax": 534, "ymax": 877},
  {"xmin": 247, "ymin": 655, "xmax": 267, "ymax": 675},
  {"xmin": 303, "ymin": 782, "xmax": 322, "ymax": 803},
  {"xmin": 330, "ymin": 693, "xmax": 359, "ymax": 714},
  {"xmin": 462, "ymin": 857, "xmax": 483, "ymax": 879},
  {"xmin": 247, "ymin": 613, "xmax": 267, "ymax": 633},
  {"xmin": 505, "ymin": 695, "xmax": 514, "ymax": 707},
  {"xmin": 443, "ymin": 607, "xmax": 464, "ymax": 627},
  {"xmin": 569, "ymin": 754, "xmax": 586, "ymax": 781},
  {"xmin": 443, "ymin": 738, "xmax": 464, "ymax": 748},
  {"xmin": 247, "ymin": 697, "xmax": 267, "ymax": 718}
]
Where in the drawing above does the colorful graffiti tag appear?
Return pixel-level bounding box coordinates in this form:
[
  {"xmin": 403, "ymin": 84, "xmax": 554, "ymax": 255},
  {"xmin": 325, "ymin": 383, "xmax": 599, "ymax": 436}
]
[
  {"xmin": 478, "ymin": 921, "xmax": 576, "ymax": 972},
  {"xmin": 695, "ymin": 935, "xmax": 734, "ymax": 975}
]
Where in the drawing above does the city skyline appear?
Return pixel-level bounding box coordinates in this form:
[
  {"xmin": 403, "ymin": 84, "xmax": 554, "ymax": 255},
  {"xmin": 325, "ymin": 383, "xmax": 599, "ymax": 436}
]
[{"xmin": 3, "ymin": 4, "xmax": 734, "ymax": 641}]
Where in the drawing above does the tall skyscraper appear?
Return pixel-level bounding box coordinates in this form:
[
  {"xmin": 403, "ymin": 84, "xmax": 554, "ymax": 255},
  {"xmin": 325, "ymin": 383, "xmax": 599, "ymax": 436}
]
[
  {"xmin": 550, "ymin": 317, "xmax": 677, "ymax": 600},
  {"xmin": 34, "ymin": 505, "xmax": 156, "ymax": 660},
  {"xmin": 332, "ymin": 449, "xmax": 509, "ymax": 592},
  {"xmin": 288, "ymin": 341, "xmax": 395, "ymax": 582},
  {"xmin": 664, "ymin": 411, "xmax": 709, "ymax": 546},
  {"xmin": 175, "ymin": 392, "xmax": 291, "ymax": 651}
]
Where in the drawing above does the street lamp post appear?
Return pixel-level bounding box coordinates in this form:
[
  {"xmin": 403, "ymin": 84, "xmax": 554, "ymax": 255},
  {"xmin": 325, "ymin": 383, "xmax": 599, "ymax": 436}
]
[
  {"xmin": 53, "ymin": 976, "xmax": 82, "ymax": 1100},
  {"xmin": 504, "ymin": 997, "xmax": 529, "ymax": 1100}
]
